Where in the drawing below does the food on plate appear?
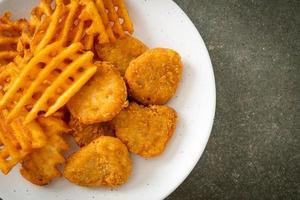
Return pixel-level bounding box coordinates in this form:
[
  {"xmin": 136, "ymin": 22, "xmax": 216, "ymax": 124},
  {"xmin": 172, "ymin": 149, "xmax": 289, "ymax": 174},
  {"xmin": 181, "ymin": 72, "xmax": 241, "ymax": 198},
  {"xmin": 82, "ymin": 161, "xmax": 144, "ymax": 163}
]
[
  {"xmin": 64, "ymin": 136, "xmax": 131, "ymax": 187},
  {"xmin": 0, "ymin": 109, "xmax": 47, "ymax": 174},
  {"xmin": 67, "ymin": 62, "xmax": 128, "ymax": 124},
  {"xmin": 112, "ymin": 102, "xmax": 177, "ymax": 157},
  {"xmin": 0, "ymin": 42, "xmax": 97, "ymax": 123},
  {"xmin": 125, "ymin": 48, "xmax": 183, "ymax": 105},
  {"xmin": 69, "ymin": 115, "xmax": 115, "ymax": 147},
  {"xmin": 0, "ymin": 13, "xmax": 26, "ymax": 66},
  {"xmin": 96, "ymin": 35, "xmax": 148, "ymax": 75},
  {"xmin": 0, "ymin": 0, "xmax": 184, "ymax": 188},
  {"xmin": 20, "ymin": 117, "xmax": 69, "ymax": 185},
  {"xmin": 0, "ymin": 0, "xmax": 135, "ymax": 183}
]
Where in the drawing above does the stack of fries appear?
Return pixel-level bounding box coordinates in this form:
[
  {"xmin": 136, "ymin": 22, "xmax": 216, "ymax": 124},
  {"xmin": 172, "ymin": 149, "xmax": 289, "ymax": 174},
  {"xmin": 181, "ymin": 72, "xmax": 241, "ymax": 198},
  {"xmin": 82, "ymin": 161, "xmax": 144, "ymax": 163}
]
[{"xmin": 0, "ymin": 0, "xmax": 133, "ymax": 185}]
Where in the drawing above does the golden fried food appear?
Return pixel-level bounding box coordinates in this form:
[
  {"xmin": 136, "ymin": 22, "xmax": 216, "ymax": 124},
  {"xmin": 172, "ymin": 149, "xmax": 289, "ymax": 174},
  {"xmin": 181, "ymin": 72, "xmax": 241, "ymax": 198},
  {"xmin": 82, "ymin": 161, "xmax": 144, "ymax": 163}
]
[
  {"xmin": 29, "ymin": 0, "xmax": 133, "ymax": 53},
  {"xmin": 67, "ymin": 62, "xmax": 128, "ymax": 124},
  {"xmin": 0, "ymin": 57, "xmax": 47, "ymax": 174},
  {"xmin": 69, "ymin": 115, "xmax": 115, "ymax": 147},
  {"xmin": 125, "ymin": 48, "xmax": 183, "ymax": 105},
  {"xmin": 0, "ymin": 42, "xmax": 97, "ymax": 124},
  {"xmin": 112, "ymin": 102, "xmax": 177, "ymax": 157},
  {"xmin": 92, "ymin": 0, "xmax": 134, "ymax": 42},
  {"xmin": 0, "ymin": 12, "xmax": 27, "ymax": 66},
  {"xmin": 95, "ymin": 35, "xmax": 148, "ymax": 75},
  {"xmin": 64, "ymin": 136, "xmax": 131, "ymax": 187},
  {"xmin": 0, "ymin": 61, "xmax": 20, "ymax": 97},
  {"xmin": 20, "ymin": 117, "xmax": 69, "ymax": 185},
  {"xmin": 0, "ymin": 110, "xmax": 47, "ymax": 174}
]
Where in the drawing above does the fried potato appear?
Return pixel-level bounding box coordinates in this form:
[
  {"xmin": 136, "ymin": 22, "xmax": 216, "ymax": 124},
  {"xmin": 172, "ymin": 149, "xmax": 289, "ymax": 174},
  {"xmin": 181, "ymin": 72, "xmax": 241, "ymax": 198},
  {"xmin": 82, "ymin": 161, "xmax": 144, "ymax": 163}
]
[
  {"xmin": 0, "ymin": 109, "xmax": 47, "ymax": 174},
  {"xmin": 0, "ymin": 12, "xmax": 27, "ymax": 66},
  {"xmin": 67, "ymin": 62, "xmax": 128, "ymax": 124},
  {"xmin": 95, "ymin": 35, "xmax": 148, "ymax": 76},
  {"xmin": 0, "ymin": 42, "xmax": 97, "ymax": 124},
  {"xmin": 125, "ymin": 48, "xmax": 183, "ymax": 105},
  {"xmin": 63, "ymin": 136, "xmax": 131, "ymax": 187},
  {"xmin": 0, "ymin": 61, "xmax": 20, "ymax": 97},
  {"xmin": 112, "ymin": 102, "xmax": 177, "ymax": 157},
  {"xmin": 69, "ymin": 115, "xmax": 115, "ymax": 147},
  {"xmin": 20, "ymin": 117, "xmax": 69, "ymax": 185},
  {"xmin": 29, "ymin": 0, "xmax": 134, "ymax": 53}
]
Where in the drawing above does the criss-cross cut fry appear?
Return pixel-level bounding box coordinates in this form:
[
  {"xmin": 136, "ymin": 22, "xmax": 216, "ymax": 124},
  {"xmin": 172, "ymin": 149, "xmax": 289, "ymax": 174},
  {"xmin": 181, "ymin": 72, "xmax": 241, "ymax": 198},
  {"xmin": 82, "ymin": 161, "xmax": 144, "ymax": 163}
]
[
  {"xmin": 20, "ymin": 117, "xmax": 69, "ymax": 185},
  {"xmin": 0, "ymin": 42, "xmax": 97, "ymax": 123},
  {"xmin": 29, "ymin": 0, "xmax": 54, "ymax": 31},
  {"xmin": 28, "ymin": 0, "xmax": 133, "ymax": 54},
  {"xmin": 15, "ymin": 0, "xmax": 54, "ymax": 57},
  {"xmin": 0, "ymin": 62, "xmax": 20, "ymax": 98},
  {"xmin": 94, "ymin": 0, "xmax": 134, "ymax": 42},
  {"xmin": 0, "ymin": 110, "xmax": 47, "ymax": 174},
  {"xmin": 31, "ymin": 0, "xmax": 107, "ymax": 53},
  {"xmin": 0, "ymin": 13, "xmax": 27, "ymax": 66}
]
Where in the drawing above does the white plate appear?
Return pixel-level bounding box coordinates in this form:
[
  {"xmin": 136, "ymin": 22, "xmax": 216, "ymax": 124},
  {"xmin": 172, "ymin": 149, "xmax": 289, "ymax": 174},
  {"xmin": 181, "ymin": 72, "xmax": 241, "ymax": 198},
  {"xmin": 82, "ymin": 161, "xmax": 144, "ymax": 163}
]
[{"xmin": 0, "ymin": 0, "xmax": 216, "ymax": 199}]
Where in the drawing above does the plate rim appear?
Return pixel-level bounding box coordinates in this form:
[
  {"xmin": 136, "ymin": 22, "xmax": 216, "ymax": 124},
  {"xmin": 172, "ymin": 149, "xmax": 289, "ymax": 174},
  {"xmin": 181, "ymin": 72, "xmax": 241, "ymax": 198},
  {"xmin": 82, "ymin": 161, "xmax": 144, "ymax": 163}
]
[{"xmin": 162, "ymin": 1, "xmax": 216, "ymax": 199}]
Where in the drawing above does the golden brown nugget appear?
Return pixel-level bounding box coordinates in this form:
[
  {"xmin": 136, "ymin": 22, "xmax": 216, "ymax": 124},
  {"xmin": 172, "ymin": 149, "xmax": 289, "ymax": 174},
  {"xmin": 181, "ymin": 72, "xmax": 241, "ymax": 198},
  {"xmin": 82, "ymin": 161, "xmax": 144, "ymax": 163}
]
[
  {"xmin": 67, "ymin": 62, "xmax": 128, "ymax": 124},
  {"xmin": 69, "ymin": 115, "xmax": 115, "ymax": 147},
  {"xmin": 112, "ymin": 102, "xmax": 177, "ymax": 157},
  {"xmin": 125, "ymin": 48, "xmax": 183, "ymax": 105},
  {"xmin": 64, "ymin": 136, "xmax": 132, "ymax": 187},
  {"xmin": 96, "ymin": 35, "xmax": 148, "ymax": 76}
]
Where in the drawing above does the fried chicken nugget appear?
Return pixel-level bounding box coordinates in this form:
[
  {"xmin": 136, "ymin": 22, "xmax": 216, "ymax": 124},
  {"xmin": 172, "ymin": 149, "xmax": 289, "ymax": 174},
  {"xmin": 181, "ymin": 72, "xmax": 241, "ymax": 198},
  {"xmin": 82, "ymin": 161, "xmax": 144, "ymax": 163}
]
[
  {"xmin": 67, "ymin": 62, "xmax": 128, "ymax": 124},
  {"xmin": 95, "ymin": 35, "xmax": 148, "ymax": 76},
  {"xmin": 125, "ymin": 48, "xmax": 183, "ymax": 105},
  {"xmin": 69, "ymin": 115, "xmax": 115, "ymax": 147},
  {"xmin": 63, "ymin": 136, "xmax": 132, "ymax": 187},
  {"xmin": 112, "ymin": 102, "xmax": 177, "ymax": 157}
]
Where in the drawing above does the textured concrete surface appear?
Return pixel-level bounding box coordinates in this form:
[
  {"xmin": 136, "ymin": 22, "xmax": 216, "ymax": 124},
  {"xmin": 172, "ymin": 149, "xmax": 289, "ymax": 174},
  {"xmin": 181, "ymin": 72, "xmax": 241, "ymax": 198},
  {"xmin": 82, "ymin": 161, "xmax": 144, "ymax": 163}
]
[{"xmin": 167, "ymin": 0, "xmax": 300, "ymax": 199}]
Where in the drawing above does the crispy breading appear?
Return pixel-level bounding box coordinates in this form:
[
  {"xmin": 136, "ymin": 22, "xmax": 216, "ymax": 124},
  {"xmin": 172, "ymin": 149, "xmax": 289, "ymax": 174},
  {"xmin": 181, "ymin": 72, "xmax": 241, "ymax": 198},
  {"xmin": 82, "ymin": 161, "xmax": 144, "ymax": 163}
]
[
  {"xmin": 112, "ymin": 102, "xmax": 177, "ymax": 157},
  {"xmin": 69, "ymin": 115, "xmax": 115, "ymax": 147},
  {"xmin": 95, "ymin": 35, "xmax": 148, "ymax": 76},
  {"xmin": 125, "ymin": 48, "xmax": 183, "ymax": 105},
  {"xmin": 63, "ymin": 136, "xmax": 131, "ymax": 187},
  {"xmin": 67, "ymin": 62, "xmax": 128, "ymax": 124}
]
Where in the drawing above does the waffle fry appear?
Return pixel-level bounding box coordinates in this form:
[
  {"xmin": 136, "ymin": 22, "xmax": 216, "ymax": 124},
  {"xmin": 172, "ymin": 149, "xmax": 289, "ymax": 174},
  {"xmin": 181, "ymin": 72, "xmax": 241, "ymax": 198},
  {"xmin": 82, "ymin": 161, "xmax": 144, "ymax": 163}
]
[
  {"xmin": 29, "ymin": 0, "xmax": 54, "ymax": 31},
  {"xmin": 28, "ymin": 0, "xmax": 133, "ymax": 54},
  {"xmin": 0, "ymin": 62, "xmax": 20, "ymax": 97},
  {"xmin": 0, "ymin": 13, "xmax": 27, "ymax": 66},
  {"xmin": 15, "ymin": 0, "xmax": 54, "ymax": 57},
  {"xmin": 17, "ymin": 26, "xmax": 35, "ymax": 58},
  {"xmin": 78, "ymin": 0, "xmax": 110, "ymax": 49},
  {"xmin": 30, "ymin": 0, "xmax": 102, "ymax": 53},
  {"xmin": 0, "ymin": 42, "xmax": 97, "ymax": 123},
  {"xmin": 0, "ymin": 110, "xmax": 47, "ymax": 174},
  {"xmin": 95, "ymin": 0, "xmax": 134, "ymax": 41},
  {"xmin": 20, "ymin": 117, "xmax": 69, "ymax": 185}
]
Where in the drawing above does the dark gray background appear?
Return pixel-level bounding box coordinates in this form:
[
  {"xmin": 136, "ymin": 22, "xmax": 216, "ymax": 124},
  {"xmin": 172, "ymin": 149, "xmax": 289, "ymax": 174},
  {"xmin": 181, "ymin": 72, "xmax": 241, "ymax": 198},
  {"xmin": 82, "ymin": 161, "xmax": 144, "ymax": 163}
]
[{"xmin": 167, "ymin": 0, "xmax": 299, "ymax": 199}]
